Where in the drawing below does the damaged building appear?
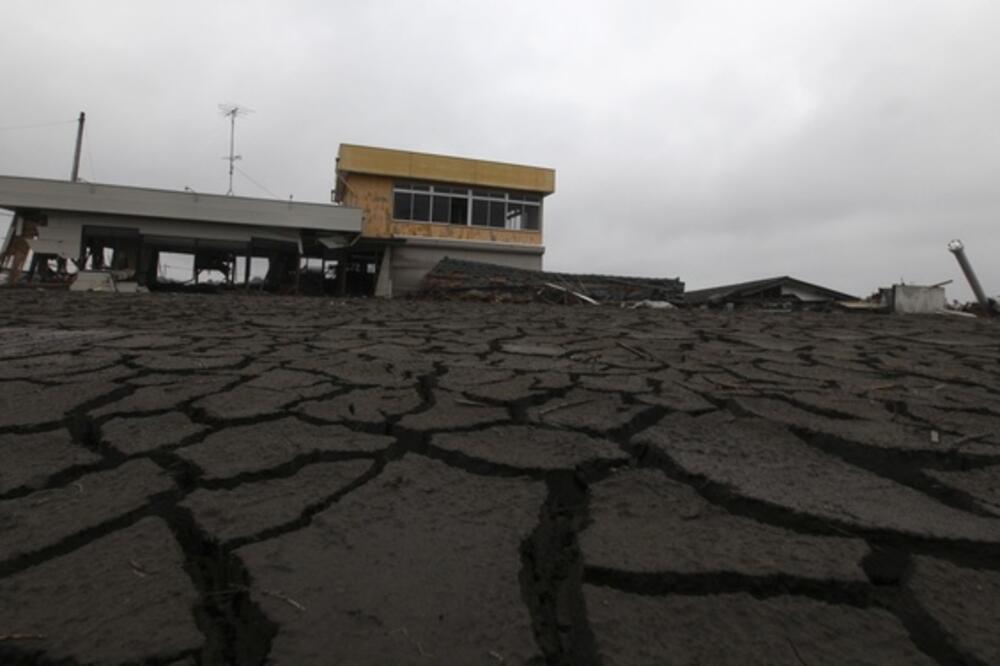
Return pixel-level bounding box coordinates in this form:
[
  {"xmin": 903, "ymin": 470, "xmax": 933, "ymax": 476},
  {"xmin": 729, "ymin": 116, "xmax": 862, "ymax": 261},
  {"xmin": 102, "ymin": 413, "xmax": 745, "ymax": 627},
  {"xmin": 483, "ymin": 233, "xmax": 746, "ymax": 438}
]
[
  {"xmin": 334, "ymin": 144, "xmax": 555, "ymax": 297},
  {"xmin": 684, "ymin": 276, "xmax": 856, "ymax": 309},
  {"xmin": 1, "ymin": 144, "xmax": 556, "ymax": 297},
  {"xmin": 0, "ymin": 175, "xmax": 362, "ymax": 291}
]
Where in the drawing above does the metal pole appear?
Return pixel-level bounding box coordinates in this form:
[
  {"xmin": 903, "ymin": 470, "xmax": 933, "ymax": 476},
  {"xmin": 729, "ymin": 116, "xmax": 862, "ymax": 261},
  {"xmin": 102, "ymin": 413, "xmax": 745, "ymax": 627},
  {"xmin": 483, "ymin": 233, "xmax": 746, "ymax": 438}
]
[
  {"xmin": 227, "ymin": 110, "xmax": 236, "ymax": 196},
  {"xmin": 70, "ymin": 112, "xmax": 85, "ymax": 182},
  {"xmin": 948, "ymin": 240, "xmax": 992, "ymax": 313}
]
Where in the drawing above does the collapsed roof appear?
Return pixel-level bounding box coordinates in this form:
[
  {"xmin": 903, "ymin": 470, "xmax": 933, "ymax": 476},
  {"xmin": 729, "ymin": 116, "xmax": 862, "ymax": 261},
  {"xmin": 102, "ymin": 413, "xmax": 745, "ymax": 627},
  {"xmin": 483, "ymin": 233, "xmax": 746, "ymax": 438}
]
[{"xmin": 684, "ymin": 276, "xmax": 856, "ymax": 306}]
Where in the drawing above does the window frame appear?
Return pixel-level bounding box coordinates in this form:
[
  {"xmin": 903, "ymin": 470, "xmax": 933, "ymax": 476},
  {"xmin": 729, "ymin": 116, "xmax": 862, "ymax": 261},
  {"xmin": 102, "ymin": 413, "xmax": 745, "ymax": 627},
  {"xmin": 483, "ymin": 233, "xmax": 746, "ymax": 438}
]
[{"xmin": 392, "ymin": 181, "xmax": 542, "ymax": 232}]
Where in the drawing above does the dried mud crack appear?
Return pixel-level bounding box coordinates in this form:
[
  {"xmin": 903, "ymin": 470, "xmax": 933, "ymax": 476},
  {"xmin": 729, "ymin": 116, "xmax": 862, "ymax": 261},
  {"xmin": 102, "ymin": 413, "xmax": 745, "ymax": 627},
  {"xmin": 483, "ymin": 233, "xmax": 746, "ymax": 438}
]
[
  {"xmin": 520, "ymin": 472, "xmax": 598, "ymax": 666},
  {"xmin": 2, "ymin": 290, "xmax": 1000, "ymax": 665},
  {"xmin": 164, "ymin": 506, "xmax": 277, "ymax": 666}
]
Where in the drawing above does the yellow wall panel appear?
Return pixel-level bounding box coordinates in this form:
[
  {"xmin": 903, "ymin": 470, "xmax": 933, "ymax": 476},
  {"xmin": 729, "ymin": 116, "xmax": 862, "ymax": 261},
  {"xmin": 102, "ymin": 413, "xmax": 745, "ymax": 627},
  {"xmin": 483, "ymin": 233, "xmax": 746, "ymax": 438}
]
[
  {"xmin": 407, "ymin": 153, "xmax": 470, "ymax": 184},
  {"xmin": 338, "ymin": 144, "xmax": 555, "ymax": 194},
  {"xmin": 341, "ymin": 173, "xmax": 393, "ymax": 238},
  {"xmin": 338, "ymin": 146, "xmax": 411, "ymax": 179},
  {"xmin": 392, "ymin": 221, "xmax": 542, "ymax": 245}
]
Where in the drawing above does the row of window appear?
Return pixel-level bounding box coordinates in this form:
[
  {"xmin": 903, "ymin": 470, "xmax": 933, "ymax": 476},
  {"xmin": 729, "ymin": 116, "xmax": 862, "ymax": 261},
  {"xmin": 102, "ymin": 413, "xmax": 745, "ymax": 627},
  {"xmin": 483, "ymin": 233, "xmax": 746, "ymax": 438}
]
[{"xmin": 392, "ymin": 182, "xmax": 542, "ymax": 230}]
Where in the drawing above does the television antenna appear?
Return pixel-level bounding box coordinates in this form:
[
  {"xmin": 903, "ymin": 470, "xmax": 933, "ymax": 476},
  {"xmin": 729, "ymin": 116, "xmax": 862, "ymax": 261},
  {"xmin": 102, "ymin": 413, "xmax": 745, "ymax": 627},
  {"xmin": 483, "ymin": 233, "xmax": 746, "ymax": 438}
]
[{"xmin": 219, "ymin": 103, "xmax": 253, "ymax": 195}]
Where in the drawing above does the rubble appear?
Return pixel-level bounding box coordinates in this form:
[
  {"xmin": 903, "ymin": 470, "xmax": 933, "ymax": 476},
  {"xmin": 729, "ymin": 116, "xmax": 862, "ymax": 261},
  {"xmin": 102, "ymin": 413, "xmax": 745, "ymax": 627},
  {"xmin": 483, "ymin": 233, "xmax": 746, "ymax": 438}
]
[
  {"xmin": 418, "ymin": 257, "xmax": 684, "ymax": 304},
  {"xmin": 63, "ymin": 269, "xmax": 146, "ymax": 293},
  {"xmin": 837, "ymin": 241, "xmax": 1000, "ymax": 317}
]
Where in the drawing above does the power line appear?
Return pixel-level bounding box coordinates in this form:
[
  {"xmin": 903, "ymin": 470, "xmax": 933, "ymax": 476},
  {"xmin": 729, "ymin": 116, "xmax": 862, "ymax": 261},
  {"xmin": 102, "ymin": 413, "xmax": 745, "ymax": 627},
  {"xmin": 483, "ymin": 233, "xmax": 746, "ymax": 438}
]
[
  {"xmin": 0, "ymin": 118, "xmax": 77, "ymax": 132},
  {"xmin": 234, "ymin": 165, "xmax": 280, "ymax": 199}
]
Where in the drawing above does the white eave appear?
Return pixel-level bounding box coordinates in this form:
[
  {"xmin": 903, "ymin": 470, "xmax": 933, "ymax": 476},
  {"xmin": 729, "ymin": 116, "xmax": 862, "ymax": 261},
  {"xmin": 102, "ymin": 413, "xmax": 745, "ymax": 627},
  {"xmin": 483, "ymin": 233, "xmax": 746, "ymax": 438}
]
[{"xmin": 0, "ymin": 174, "xmax": 362, "ymax": 233}]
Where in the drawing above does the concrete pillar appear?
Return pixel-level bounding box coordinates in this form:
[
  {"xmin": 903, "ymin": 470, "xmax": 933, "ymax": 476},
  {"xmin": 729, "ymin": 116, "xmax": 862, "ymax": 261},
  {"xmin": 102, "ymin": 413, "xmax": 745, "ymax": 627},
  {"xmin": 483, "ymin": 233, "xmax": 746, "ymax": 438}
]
[
  {"xmin": 137, "ymin": 243, "xmax": 156, "ymax": 287},
  {"xmin": 243, "ymin": 244, "xmax": 252, "ymax": 289},
  {"xmin": 335, "ymin": 251, "xmax": 348, "ymax": 296},
  {"xmin": 374, "ymin": 246, "xmax": 393, "ymax": 298}
]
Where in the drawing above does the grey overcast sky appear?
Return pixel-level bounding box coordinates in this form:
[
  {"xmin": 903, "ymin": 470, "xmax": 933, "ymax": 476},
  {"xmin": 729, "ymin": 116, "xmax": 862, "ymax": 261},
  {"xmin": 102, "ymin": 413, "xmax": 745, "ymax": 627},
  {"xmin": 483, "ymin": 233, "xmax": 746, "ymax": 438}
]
[{"xmin": 2, "ymin": 0, "xmax": 998, "ymax": 299}]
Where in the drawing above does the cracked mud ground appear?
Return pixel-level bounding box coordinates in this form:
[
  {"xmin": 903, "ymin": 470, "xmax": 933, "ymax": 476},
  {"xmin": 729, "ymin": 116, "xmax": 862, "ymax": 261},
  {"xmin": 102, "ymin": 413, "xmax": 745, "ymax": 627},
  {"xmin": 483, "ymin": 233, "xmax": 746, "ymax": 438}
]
[{"xmin": 1, "ymin": 291, "xmax": 999, "ymax": 665}]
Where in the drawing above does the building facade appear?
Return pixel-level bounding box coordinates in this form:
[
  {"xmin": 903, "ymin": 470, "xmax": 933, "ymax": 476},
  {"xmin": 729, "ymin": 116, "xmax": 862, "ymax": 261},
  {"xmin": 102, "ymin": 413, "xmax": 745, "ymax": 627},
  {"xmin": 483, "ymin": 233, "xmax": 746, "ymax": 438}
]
[
  {"xmin": 334, "ymin": 144, "xmax": 555, "ymax": 296},
  {"xmin": 0, "ymin": 175, "xmax": 361, "ymax": 290}
]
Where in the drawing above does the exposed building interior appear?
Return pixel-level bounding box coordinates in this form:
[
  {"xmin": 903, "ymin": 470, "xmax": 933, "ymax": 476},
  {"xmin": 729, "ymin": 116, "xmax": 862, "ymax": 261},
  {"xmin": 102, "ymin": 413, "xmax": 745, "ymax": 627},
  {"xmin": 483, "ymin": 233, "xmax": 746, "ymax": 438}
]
[{"xmin": 0, "ymin": 175, "xmax": 362, "ymax": 293}]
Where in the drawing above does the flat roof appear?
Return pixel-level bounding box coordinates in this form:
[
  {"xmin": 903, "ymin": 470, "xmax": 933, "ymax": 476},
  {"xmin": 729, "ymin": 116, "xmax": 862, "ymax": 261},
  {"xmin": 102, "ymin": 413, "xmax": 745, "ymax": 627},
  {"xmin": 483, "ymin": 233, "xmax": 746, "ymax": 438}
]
[
  {"xmin": 0, "ymin": 175, "xmax": 362, "ymax": 233},
  {"xmin": 336, "ymin": 144, "xmax": 556, "ymax": 195}
]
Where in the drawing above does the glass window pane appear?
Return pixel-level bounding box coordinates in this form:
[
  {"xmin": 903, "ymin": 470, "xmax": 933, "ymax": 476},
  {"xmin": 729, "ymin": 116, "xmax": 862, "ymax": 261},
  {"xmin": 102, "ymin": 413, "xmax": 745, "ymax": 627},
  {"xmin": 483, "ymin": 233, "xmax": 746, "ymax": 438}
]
[
  {"xmin": 450, "ymin": 197, "xmax": 468, "ymax": 225},
  {"xmin": 413, "ymin": 193, "xmax": 431, "ymax": 221},
  {"xmin": 472, "ymin": 200, "xmax": 488, "ymax": 226},
  {"xmin": 506, "ymin": 202, "xmax": 524, "ymax": 230},
  {"xmin": 393, "ymin": 191, "xmax": 412, "ymax": 220},
  {"xmin": 411, "ymin": 183, "xmax": 431, "ymax": 191},
  {"xmin": 524, "ymin": 205, "xmax": 540, "ymax": 230},
  {"xmin": 489, "ymin": 201, "xmax": 506, "ymax": 228},
  {"xmin": 431, "ymin": 196, "xmax": 449, "ymax": 222}
]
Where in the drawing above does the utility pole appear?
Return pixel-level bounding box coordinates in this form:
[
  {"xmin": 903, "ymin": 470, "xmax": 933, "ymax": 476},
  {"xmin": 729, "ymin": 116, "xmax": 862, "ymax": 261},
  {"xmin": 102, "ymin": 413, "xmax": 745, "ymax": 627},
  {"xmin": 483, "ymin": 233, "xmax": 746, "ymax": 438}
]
[
  {"xmin": 948, "ymin": 239, "xmax": 994, "ymax": 314},
  {"xmin": 70, "ymin": 111, "xmax": 85, "ymax": 182},
  {"xmin": 225, "ymin": 107, "xmax": 238, "ymax": 195},
  {"xmin": 219, "ymin": 104, "xmax": 252, "ymax": 196}
]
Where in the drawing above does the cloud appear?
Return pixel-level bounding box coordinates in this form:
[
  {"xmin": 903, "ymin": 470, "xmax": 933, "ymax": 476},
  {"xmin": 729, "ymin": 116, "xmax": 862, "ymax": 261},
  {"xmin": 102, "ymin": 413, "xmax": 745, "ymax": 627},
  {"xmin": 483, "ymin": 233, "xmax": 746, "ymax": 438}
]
[{"xmin": 1, "ymin": 0, "xmax": 998, "ymax": 299}]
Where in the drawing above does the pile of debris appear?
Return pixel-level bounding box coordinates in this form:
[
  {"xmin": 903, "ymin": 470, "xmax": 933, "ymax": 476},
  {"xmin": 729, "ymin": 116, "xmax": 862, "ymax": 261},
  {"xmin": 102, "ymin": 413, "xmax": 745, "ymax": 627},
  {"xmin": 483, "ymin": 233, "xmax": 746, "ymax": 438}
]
[
  {"xmin": 418, "ymin": 258, "xmax": 684, "ymax": 305},
  {"xmin": 837, "ymin": 241, "xmax": 998, "ymax": 317},
  {"xmin": 836, "ymin": 281, "xmax": 990, "ymax": 318}
]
